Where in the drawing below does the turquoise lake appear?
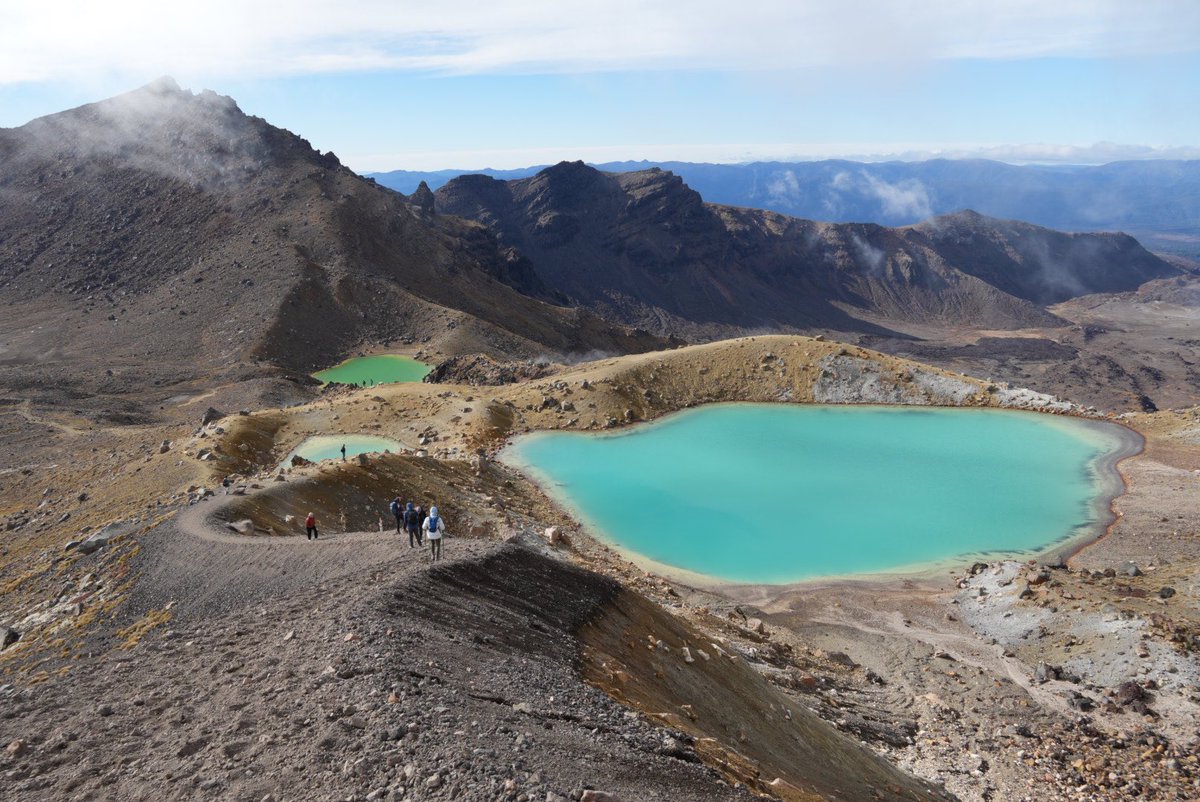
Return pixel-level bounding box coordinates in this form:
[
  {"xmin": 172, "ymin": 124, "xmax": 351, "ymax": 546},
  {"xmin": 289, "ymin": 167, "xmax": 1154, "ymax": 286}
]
[
  {"xmin": 284, "ymin": 434, "xmax": 403, "ymax": 465},
  {"xmin": 313, "ymin": 355, "xmax": 430, "ymax": 386},
  {"xmin": 504, "ymin": 405, "xmax": 1134, "ymax": 584}
]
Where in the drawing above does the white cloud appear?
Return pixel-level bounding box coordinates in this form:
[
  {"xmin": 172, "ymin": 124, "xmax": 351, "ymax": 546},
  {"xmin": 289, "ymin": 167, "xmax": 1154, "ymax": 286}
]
[
  {"xmin": 765, "ymin": 169, "xmax": 801, "ymax": 204},
  {"xmin": 816, "ymin": 170, "xmax": 932, "ymax": 222},
  {"xmin": 849, "ymin": 233, "xmax": 886, "ymax": 275},
  {"xmin": 1, "ymin": 1, "xmax": 1198, "ymax": 85},
  {"xmin": 830, "ymin": 171, "xmax": 853, "ymax": 191},
  {"xmin": 861, "ymin": 174, "xmax": 933, "ymax": 219}
]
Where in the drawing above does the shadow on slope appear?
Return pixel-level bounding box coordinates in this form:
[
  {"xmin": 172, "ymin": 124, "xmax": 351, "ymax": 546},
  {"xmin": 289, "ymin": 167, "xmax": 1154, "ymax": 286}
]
[{"xmin": 397, "ymin": 545, "xmax": 956, "ymax": 802}]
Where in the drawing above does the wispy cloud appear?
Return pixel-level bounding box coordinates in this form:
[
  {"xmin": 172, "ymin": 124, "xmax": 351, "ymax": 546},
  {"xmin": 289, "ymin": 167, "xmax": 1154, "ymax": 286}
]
[
  {"xmin": 820, "ymin": 171, "xmax": 932, "ymax": 222},
  {"xmin": 860, "ymin": 174, "xmax": 933, "ymax": 219},
  {"xmin": 2, "ymin": 1, "xmax": 1198, "ymax": 84}
]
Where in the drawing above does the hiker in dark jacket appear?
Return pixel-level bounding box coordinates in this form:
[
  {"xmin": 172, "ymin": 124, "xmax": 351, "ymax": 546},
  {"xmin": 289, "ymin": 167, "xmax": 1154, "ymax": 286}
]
[
  {"xmin": 403, "ymin": 502, "xmax": 422, "ymax": 547},
  {"xmin": 389, "ymin": 496, "xmax": 403, "ymax": 533}
]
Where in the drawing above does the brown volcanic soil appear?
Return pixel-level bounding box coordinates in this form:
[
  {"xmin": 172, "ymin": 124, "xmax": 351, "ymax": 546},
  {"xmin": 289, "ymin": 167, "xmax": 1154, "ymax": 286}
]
[
  {"xmin": 0, "ymin": 529, "xmax": 769, "ymax": 802},
  {"xmin": 2, "ymin": 335, "xmax": 1200, "ymax": 801}
]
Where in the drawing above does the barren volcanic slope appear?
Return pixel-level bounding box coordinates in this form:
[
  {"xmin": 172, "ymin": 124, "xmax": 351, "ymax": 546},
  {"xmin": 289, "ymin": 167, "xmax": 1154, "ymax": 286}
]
[
  {"xmin": 434, "ymin": 162, "xmax": 1178, "ymax": 338},
  {"xmin": 0, "ymin": 80, "xmax": 659, "ymax": 425}
]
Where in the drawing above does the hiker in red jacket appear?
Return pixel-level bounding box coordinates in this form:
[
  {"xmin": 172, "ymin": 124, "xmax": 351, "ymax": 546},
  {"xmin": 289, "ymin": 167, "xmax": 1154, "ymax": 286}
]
[{"xmin": 305, "ymin": 512, "xmax": 318, "ymax": 540}]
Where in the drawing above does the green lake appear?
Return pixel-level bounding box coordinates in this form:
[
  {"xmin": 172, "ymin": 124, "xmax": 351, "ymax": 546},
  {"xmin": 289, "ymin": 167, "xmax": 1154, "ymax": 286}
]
[
  {"xmin": 313, "ymin": 355, "xmax": 430, "ymax": 386},
  {"xmin": 503, "ymin": 405, "xmax": 1136, "ymax": 584},
  {"xmin": 285, "ymin": 434, "xmax": 403, "ymax": 465}
]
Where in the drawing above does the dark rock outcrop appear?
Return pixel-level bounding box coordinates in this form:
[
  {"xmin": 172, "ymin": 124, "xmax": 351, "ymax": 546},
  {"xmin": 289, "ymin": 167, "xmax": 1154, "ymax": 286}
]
[
  {"xmin": 409, "ymin": 180, "xmax": 436, "ymax": 213},
  {"xmin": 424, "ymin": 354, "xmax": 554, "ymax": 385}
]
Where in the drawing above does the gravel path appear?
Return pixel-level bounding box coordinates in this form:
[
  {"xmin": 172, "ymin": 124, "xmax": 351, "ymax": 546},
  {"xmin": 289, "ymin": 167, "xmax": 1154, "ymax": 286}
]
[
  {"xmin": 124, "ymin": 495, "xmax": 494, "ymax": 623},
  {"xmin": 1, "ymin": 497, "xmax": 762, "ymax": 802}
]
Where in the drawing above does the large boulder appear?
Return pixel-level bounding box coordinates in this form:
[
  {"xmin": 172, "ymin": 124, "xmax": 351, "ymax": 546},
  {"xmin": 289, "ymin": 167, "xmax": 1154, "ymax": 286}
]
[
  {"xmin": 76, "ymin": 522, "xmax": 126, "ymax": 555},
  {"xmin": 542, "ymin": 526, "xmax": 570, "ymax": 547},
  {"xmin": 1025, "ymin": 567, "xmax": 1051, "ymax": 585},
  {"xmin": 424, "ymin": 354, "xmax": 553, "ymax": 386},
  {"xmin": 226, "ymin": 519, "xmax": 255, "ymax": 535}
]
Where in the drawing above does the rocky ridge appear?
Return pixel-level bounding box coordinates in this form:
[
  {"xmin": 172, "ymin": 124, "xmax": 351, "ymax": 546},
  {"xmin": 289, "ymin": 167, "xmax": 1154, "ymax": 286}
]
[{"xmin": 434, "ymin": 163, "xmax": 1177, "ymax": 337}]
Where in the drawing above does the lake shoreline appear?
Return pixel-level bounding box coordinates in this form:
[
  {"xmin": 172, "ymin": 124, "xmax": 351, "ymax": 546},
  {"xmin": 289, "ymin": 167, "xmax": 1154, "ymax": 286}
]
[{"xmin": 502, "ymin": 403, "xmax": 1143, "ymax": 592}]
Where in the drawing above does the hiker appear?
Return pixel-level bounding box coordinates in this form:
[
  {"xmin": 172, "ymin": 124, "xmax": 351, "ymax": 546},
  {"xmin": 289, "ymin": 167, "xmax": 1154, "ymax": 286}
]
[
  {"xmin": 423, "ymin": 505, "xmax": 445, "ymax": 561},
  {"xmin": 221, "ymin": 476, "xmax": 231, "ymax": 495},
  {"xmin": 403, "ymin": 501, "xmax": 422, "ymax": 548},
  {"xmin": 340, "ymin": 443, "xmax": 347, "ymax": 462},
  {"xmin": 305, "ymin": 511, "xmax": 318, "ymax": 540},
  {"xmin": 389, "ymin": 496, "xmax": 403, "ymax": 533}
]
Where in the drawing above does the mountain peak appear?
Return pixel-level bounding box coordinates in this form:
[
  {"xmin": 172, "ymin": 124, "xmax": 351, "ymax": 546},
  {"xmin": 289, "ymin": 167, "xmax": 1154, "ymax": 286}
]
[
  {"xmin": 141, "ymin": 75, "xmax": 185, "ymax": 95},
  {"xmin": 540, "ymin": 160, "xmax": 595, "ymax": 177},
  {"xmin": 534, "ymin": 160, "xmax": 605, "ymax": 189},
  {"xmin": 7, "ymin": 79, "xmax": 333, "ymax": 190}
]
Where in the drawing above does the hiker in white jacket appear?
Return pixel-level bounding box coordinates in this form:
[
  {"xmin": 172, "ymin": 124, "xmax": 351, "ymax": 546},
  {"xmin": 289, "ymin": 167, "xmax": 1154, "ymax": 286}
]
[{"xmin": 423, "ymin": 505, "xmax": 445, "ymax": 561}]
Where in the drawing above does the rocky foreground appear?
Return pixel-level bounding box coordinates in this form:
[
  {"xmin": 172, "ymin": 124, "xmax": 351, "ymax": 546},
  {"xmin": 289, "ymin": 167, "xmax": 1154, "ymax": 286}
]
[
  {"xmin": 1, "ymin": 540, "xmax": 766, "ymax": 802},
  {"xmin": 2, "ymin": 336, "xmax": 1199, "ymax": 802}
]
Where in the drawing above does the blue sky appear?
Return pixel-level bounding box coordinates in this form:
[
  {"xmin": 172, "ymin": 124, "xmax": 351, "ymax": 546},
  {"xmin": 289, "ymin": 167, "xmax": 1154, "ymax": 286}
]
[{"xmin": 1, "ymin": 1, "xmax": 1198, "ymax": 171}]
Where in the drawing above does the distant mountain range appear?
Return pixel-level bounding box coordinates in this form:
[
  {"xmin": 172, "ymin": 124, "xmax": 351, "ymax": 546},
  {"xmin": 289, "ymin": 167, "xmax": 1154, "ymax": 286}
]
[
  {"xmin": 434, "ymin": 162, "xmax": 1178, "ymax": 337},
  {"xmin": 0, "ymin": 80, "xmax": 1182, "ymax": 420},
  {"xmin": 371, "ymin": 158, "xmax": 1200, "ymax": 258}
]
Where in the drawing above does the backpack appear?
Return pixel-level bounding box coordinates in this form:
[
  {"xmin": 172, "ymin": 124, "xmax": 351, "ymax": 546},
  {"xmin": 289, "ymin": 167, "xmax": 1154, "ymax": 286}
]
[
  {"xmin": 389, "ymin": 500, "xmax": 400, "ymax": 516},
  {"xmin": 427, "ymin": 515, "xmax": 439, "ymax": 533}
]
